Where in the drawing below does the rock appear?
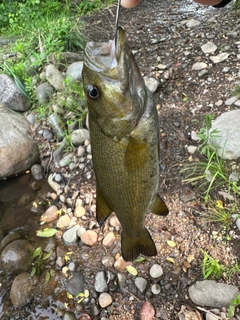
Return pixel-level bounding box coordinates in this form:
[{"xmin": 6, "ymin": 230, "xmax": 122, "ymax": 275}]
[
  {"xmin": 149, "ymin": 264, "xmax": 163, "ymax": 278},
  {"xmin": 79, "ymin": 314, "xmax": 92, "ymax": 320},
  {"xmin": 201, "ymin": 42, "xmax": 217, "ymax": 54},
  {"xmin": 57, "ymin": 215, "xmax": 71, "ymax": 230},
  {"xmin": 43, "ymin": 129, "xmax": 54, "ymax": 140},
  {"xmin": 0, "ymin": 239, "xmax": 33, "ymax": 275},
  {"xmin": 225, "ymin": 96, "xmax": 238, "ymax": 106},
  {"xmin": 95, "ymin": 271, "xmax": 108, "ymax": 293},
  {"xmin": 229, "ymin": 172, "xmax": 239, "ymax": 182},
  {"xmin": 210, "ymin": 52, "xmax": 229, "ymax": 63},
  {"xmin": 48, "ymin": 173, "xmax": 61, "ymax": 192},
  {"xmin": 186, "ymin": 19, "xmax": 201, "ymax": 28},
  {"xmin": 117, "ymin": 273, "xmax": 127, "ymax": 288},
  {"xmin": 40, "ymin": 205, "xmax": 59, "ymax": 224},
  {"xmin": 140, "ymin": 301, "xmax": 155, "ymax": 320},
  {"xmin": 102, "ymin": 232, "xmax": 115, "ymax": 247},
  {"xmin": 66, "ymin": 61, "xmax": 83, "ymax": 82},
  {"xmin": 35, "ymin": 82, "xmax": 54, "ymax": 104},
  {"xmin": 66, "ymin": 271, "xmax": 85, "ymax": 295},
  {"xmin": 80, "ymin": 230, "xmax": 98, "ymax": 246},
  {"xmin": 102, "ymin": 256, "xmax": 115, "ymax": 268},
  {"xmin": 151, "ymin": 283, "xmax": 161, "ymax": 295},
  {"xmin": 98, "ymin": 292, "xmax": 112, "ymax": 308},
  {"xmin": 63, "ymin": 311, "xmax": 76, "ymax": 320},
  {"xmin": 143, "ymin": 77, "xmax": 160, "ymax": 94},
  {"xmin": 0, "ymin": 232, "xmax": 22, "ymax": 252},
  {"xmin": 71, "ymin": 129, "xmax": 90, "ymax": 146},
  {"xmin": 45, "ymin": 64, "xmax": 65, "ymax": 91},
  {"xmin": 192, "ymin": 62, "xmax": 208, "ymax": 71},
  {"xmin": 77, "ymin": 146, "xmax": 85, "ymax": 157},
  {"xmin": 62, "ymin": 225, "xmax": 80, "ymax": 245},
  {"xmin": 187, "ymin": 145, "xmax": 198, "ymax": 154},
  {"xmin": 56, "ymin": 256, "xmax": 65, "ymax": 269},
  {"xmin": 74, "ymin": 205, "xmax": 86, "ymax": 218},
  {"xmin": 0, "ymin": 74, "xmax": 31, "ymax": 111},
  {"xmin": 68, "ymin": 261, "xmax": 77, "ymax": 273},
  {"xmin": 0, "ymin": 105, "xmax": 39, "ymax": 178},
  {"xmin": 30, "ymin": 164, "xmax": 44, "ymax": 181},
  {"xmin": 188, "ymin": 280, "xmax": 239, "ymax": 308},
  {"xmin": 210, "ymin": 109, "xmax": 240, "ymax": 159},
  {"xmin": 10, "ymin": 272, "xmax": 36, "ymax": 306},
  {"xmin": 109, "ymin": 215, "xmax": 121, "ymax": 229},
  {"xmin": 59, "ymin": 154, "xmax": 73, "ymax": 167},
  {"xmin": 135, "ymin": 277, "xmax": 148, "ymax": 293}
]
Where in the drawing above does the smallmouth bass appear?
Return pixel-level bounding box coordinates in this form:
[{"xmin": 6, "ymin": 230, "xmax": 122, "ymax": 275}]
[{"xmin": 82, "ymin": 27, "xmax": 168, "ymax": 261}]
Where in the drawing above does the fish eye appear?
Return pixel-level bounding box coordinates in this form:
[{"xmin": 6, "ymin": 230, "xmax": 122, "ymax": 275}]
[{"xmin": 87, "ymin": 85, "xmax": 100, "ymax": 100}]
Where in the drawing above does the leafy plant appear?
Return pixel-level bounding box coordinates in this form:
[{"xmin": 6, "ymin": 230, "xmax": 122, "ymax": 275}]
[
  {"xmin": 228, "ymin": 294, "xmax": 240, "ymax": 317},
  {"xmin": 203, "ymin": 200, "xmax": 235, "ymax": 229},
  {"xmin": 67, "ymin": 289, "xmax": 90, "ymax": 304},
  {"xmin": 30, "ymin": 247, "xmax": 55, "ymax": 283},
  {"xmin": 201, "ymin": 249, "xmax": 226, "ymax": 280}
]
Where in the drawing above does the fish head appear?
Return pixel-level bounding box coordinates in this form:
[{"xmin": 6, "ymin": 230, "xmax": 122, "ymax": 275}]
[{"xmin": 82, "ymin": 27, "xmax": 147, "ymax": 139}]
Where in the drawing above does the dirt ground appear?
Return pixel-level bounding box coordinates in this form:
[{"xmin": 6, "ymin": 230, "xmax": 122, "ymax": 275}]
[{"xmin": 1, "ymin": 0, "xmax": 240, "ymax": 319}]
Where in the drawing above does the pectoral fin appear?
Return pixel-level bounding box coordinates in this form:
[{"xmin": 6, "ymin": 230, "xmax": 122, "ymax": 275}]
[
  {"xmin": 150, "ymin": 194, "xmax": 169, "ymax": 216},
  {"xmin": 125, "ymin": 137, "xmax": 148, "ymax": 171},
  {"xmin": 96, "ymin": 186, "xmax": 113, "ymax": 226}
]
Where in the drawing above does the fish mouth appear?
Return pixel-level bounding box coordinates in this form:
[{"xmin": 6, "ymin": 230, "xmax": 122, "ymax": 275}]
[{"xmin": 84, "ymin": 27, "xmax": 127, "ymax": 74}]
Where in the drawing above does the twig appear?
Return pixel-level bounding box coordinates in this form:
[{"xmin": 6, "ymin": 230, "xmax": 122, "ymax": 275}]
[
  {"xmin": 123, "ymin": 288, "xmax": 140, "ymax": 302},
  {"xmin": 196, "ymin": 306, "xmax": 222, "ymax": 319}
]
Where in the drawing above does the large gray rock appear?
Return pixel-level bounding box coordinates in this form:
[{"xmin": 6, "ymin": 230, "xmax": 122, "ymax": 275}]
[
  {"xmin": 0, "ymin": 74, "xmax": 31, "ymax": 111},
  {"xmin": 0, "ymin": 105, "xmax": 39, "ymax": 178},
  {"xmin": 189, "ymin": 280, "xmax": 239, "ymax": 308},
  {"xmin": 66, "ymin": 61, "xmax": 83, "ymax": 82},
  {"xmin": 45, "ymin": 64, "xmax": 65, "ymax": 91},
  {"xmin": 0, "ymin": 239, "xmax": 33, "ymax": 275},
  {"xmin": 10, "ymin": 272, "xmax": 36, "ymax": 306},
  {"xmin": 210, "ymin": 109, "xmax": 240, "ymax": 159},
  {"xmin": 35, "ymin": 82, "xmax": 54, "ymax": 104}
]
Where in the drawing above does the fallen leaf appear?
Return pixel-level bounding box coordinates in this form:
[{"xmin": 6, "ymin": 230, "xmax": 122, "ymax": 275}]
[
  {"xmin": 166, "ymin": 257, "xmax": 175, "ymax": 264},
  {"xmin": 167, "ymin": 240, "xmax": 176, "ymax": 247},
  {"xmin": 126, "ymin": 265, "xmax": 138, "ymax": 276}
]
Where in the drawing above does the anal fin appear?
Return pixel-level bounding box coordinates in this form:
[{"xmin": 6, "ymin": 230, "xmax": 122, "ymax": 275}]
[
  {"xmin": 96, "ymin": 186, "xmax": 113, "ymax": 226},
  {"xmin": 150, "ymin": 194, "xmax": 169, "ymax": 216}
]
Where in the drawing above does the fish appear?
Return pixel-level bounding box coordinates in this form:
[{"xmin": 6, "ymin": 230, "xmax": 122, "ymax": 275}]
[{"xmin": 82, "ymin": 26, "xmax": 169, "ymax": 261}]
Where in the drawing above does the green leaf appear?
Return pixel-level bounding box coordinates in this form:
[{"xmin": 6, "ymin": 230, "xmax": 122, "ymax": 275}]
[
  {"xmin": 126, "ymin": 265, "xmax": 138, "ymax": 276},
  {"xmin": 76, "ymin": 292, "xmax": 84, "ymax": 298},
  {"xmin": 84, "ymin": 289, "xmax": 89, "ymax": 298},
  {"xmin": 30, "ymin": 266, "xmax": 36, "ymax": 277},
  {"xmin": 45, "ymin": 271, "xmax": 51, "ymax": 284},
  {"xmin": 36, "ymin": 228, "xmax": 57, "ymax": 237},
  {"xmin": 134, "ymin": 257, "xmax": 146, "ymax": 263},
  {"xmin": 228, "ymin": 305, "xmax": 235, "ymax": 317},
  {"xmin": 32, "ymin": 247, "xmax": 42, "ymax": 258},
  {"xmin": 42, "ymin": 251, "xmax": 53, "ymax": 260}
]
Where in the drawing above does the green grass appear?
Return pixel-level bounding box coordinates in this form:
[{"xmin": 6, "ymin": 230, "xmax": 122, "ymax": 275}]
[{"xmin": 181, "ymin": 114, "xmax": 240, "ymax": 201}]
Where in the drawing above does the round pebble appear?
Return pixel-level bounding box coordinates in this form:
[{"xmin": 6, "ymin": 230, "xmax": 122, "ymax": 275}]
[
  {"xmin": 149, "ymin": 264, "xmax": 163, "ymax": 278},
  {"xmin": 74, "ymin": 205, "xmax": 86, "ymax": 218},
  {"xmin": 80, "ymin": 230, "xmax": 98, "ymax": 246},
  {"xmin": 40, "ymin": 205, "xmax": 59, "ymax": 224},
  {"xmin": 151, "ymin": 283, "xmax": 161, "ymax": 295},
  {"xmin": 102, "ymin": 232, "xmax": 115, "ymax": 247},
  {"xmin": 102, "ymin": 256, "xmax": 115, "ymax": 268},
  {"xmin": 56, "ymin": 215, "xmax": 71, "ymax": 230},
  {"xmin": 98, "ymin": 292, "xmax": 112, "ymax": 308}
]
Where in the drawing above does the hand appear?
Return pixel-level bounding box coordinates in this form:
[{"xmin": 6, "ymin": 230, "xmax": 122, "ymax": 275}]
[{"xmin": 121, "ymin": 0, "xmax": 140, "ymax": 8}]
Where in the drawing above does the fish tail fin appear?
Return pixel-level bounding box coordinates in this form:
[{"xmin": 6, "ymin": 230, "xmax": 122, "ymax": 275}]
[{"xmin": 121, "ymin": 228, "xmax": 157, "ymax": 261}]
